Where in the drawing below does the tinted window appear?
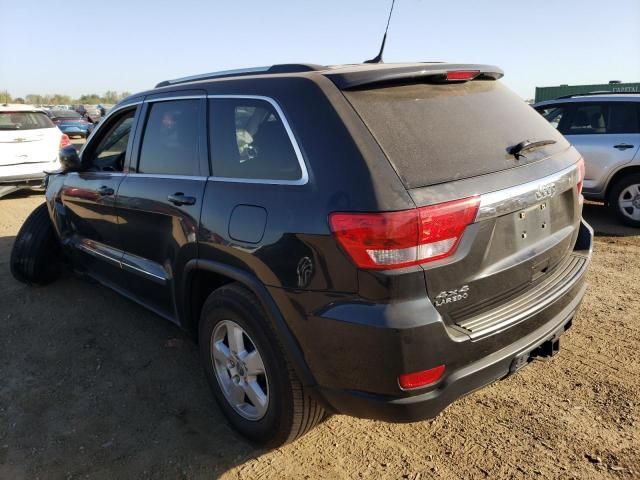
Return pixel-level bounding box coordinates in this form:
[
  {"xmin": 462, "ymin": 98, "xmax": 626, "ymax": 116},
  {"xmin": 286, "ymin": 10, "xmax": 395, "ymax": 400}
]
[
  {"xmin": 138, "ymin": 100, "xmax": 200, "ymax": 176},
  {"xmin": 344, "ymin": 82, "xmax": 568, "ymax": 188},
  {"xmin": 608, "ymin": 103, "xmax": 640, "ymax": 133},
  {"xmin": 564, "ymin": 102, "xmax": 640, "ymax": 135},
  {"xmin": 566, "ymin": 104, "xmax": 607, "ymax": 134},
  {"xmin": 84, "ymin": 109, "xmax": 135, "ymax": 172},
  {"xmin": 0, "ymin": 111, "xmax": 54, "ymax": 130},
  {"xmin": 209, "ymin": 98, "xmax": 302, "ymax": 181}
]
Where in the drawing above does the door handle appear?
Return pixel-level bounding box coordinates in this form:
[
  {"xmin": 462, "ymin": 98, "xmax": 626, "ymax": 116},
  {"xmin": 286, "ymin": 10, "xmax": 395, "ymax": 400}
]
[
  {"xmin": 97, "ymin": 185, "xmax": 114, "ymax": 196},
  {"xmin": 167, "ymin": 192, "xmax": 196, "ymax": 206},
  {"xmin": 614, "ymin": 144, "xmax": 635, "ymax": 150}
]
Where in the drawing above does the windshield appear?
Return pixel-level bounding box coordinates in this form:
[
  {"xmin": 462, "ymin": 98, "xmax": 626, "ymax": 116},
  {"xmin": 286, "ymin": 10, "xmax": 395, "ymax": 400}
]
[{"xmin": 0, "ymin": 111, "xmax": 55, "ymax": 130}]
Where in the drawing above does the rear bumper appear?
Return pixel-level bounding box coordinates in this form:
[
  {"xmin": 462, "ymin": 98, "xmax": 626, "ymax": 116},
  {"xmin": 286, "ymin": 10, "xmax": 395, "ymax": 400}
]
[
  {"xmin": 294, "ymin": 220, "xmax": 593, "ymax": 422},
  {"xmin": 316, "ymin": 284, "xmax": 584, "ymax": 422}
]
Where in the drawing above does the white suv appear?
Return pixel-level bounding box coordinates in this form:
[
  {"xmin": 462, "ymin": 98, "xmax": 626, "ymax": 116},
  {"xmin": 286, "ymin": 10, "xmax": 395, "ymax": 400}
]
[
  {"xmin": 535, "ymin": 94, "xmax": 640, "ymax": 227},
  {"xmin": 0, "ymin": 104, "xmax": 69, "ymax": 198}
]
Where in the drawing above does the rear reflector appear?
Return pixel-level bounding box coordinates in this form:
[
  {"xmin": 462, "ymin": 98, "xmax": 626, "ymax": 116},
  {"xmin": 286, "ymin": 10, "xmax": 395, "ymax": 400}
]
[
  {"xmin": 446, "ymin": 70, "xmax": 481, "ymax": 81},
  {"xmin": 398, "ymin": 365, "xmax": 446, "ymax": 390},
  {"xmin": 59, "ymin": 134, "xmax": 71, "ymax": 149},
  {"xmin": 329, "ymin": 197, "xmax": 479, "ymax": 270},
  {"xmin": 576, "ymin": 157, "xmax": 585, "ymax": 195}
]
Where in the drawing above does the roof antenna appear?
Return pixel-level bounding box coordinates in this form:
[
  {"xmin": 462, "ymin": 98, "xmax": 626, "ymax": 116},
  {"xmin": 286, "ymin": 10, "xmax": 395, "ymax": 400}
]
[{"xmin": 364, "ymin": 0, "xmax": 396, "ymax": 64}]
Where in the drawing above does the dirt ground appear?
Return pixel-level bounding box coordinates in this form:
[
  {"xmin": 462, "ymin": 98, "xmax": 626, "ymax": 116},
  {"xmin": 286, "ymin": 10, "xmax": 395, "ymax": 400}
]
[{"xmin": 0, "ymin": 192, "xmax": 638, "ymax": 480}]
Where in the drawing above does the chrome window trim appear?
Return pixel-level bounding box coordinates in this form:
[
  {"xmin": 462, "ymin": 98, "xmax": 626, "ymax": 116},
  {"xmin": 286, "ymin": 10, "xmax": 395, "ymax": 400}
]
[
  {"xmin": 207, "ymin": 94, "xmax": 309, "ymax": 186},
  {"xmin": 82, "ymin": 101, "xmax": 142, "ymax": 150},
  {"xmin": 144, "ymin": 95, "xmax": 206, "ymax": 103},
  {"xmin": 476, "ymin": 163, "xmax": 580, "ymax": 221}
]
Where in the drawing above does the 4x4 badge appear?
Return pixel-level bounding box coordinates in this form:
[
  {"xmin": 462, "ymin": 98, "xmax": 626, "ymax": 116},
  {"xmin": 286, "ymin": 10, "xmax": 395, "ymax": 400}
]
[{"xmin": 435, "ymin": 285, "xmax": 469, "ymax": 307}]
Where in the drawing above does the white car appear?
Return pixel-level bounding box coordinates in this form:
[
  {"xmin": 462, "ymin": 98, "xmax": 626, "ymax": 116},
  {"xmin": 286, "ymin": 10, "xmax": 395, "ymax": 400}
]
[{"xmin": 0, "ymin": 104, "xmax": 70, "ymax": 198}]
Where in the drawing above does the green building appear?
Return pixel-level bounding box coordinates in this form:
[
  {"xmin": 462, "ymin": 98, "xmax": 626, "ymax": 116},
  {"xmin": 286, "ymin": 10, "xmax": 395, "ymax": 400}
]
[{"xmin": 535, "ymin": 81, "xmax": 640, "ymax": 102}]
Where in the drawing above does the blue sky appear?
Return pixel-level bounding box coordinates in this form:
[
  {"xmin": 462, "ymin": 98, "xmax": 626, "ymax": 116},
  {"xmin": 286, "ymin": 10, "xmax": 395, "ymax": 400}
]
[{"xmin": 2, "ymin": 0, "xmax": 639, "ymax": 99}]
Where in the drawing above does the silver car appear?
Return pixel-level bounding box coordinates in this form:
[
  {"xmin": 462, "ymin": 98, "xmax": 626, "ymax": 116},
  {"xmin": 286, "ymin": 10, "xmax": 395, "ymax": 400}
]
[{"xmin": 535, "ymin": 94, "xmax": 640, "ymax": 227}]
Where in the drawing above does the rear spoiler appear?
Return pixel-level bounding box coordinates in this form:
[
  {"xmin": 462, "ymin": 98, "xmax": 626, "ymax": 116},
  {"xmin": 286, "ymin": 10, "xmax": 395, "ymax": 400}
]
[{"xmin": 324, "ymin": 64, "xmax": 504, "ymax": 90}]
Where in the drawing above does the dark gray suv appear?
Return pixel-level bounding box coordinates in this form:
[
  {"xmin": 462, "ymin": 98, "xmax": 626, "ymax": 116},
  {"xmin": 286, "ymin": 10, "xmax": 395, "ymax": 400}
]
[{"xmin": 11, "ymin": 63, "xmax": 593, "ymax": 446}]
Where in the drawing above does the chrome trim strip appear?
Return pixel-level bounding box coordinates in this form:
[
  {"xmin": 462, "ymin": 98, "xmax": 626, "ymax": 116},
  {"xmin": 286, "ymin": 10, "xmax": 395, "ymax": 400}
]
[
  {"xmin": 76, "ymin": 239, "xmax": 166, "ymax": 283},
  {"xmin": 66, "ymin": 171, "xmax": 127, "ymax": 177},
  {"xmin": 476, "ymin": 164, "xmax": 579, "ymax": 221},
  {"xmin": 163, "ymin": 67, "xmax": 270, "ymax": 85},
  {"xmin": 76, "ymin": 240, "xmax": 122, "ymax": 267},
  {"xmin": 207, "ymin": 94, "xmax": 309, "ymax": 186},
  {"xmin": 121, "ymin": 261, "xmax": 166, "ymax": 283},
  {"xmin": 126, "ymin": 173, "xmax": 206, "ymax": 180},
  {"xmin": 145, "ymin": 95, "xmax": 206, "ymax": 102}
]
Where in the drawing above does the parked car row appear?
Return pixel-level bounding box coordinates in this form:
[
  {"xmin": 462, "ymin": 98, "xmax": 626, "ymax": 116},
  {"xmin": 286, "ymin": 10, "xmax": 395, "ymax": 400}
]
[{"xmin": 46, "ymin": 109, "xmax": 94, "ymax": 138}]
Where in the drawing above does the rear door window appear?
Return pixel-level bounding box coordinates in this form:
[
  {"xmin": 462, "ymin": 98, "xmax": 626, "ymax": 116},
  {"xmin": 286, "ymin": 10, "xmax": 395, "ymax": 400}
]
[
  {"xmin": 209, "ymin": 98, "xmax": 302, "ymax": 181},
  {"xmin": 138, "ymin": 99, "xmax": 201, "ymax": 176},
  {"xmin": 344, "ymin": 81, "xmax": 568, "ymax": 189}
]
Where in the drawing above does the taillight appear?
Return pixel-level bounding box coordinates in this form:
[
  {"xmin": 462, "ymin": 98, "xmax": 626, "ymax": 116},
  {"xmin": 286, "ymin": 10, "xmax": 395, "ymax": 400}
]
[
  {"xmin": 446, "ymin": 70, "xmax": 480, "ymax": 81},
  {"xmin": 398, "ymin": 365, "xmax": 446, "ymax": 390},
  {"xmin": 576, "ymin": 157, "xmax": 585, "ymax": 195},
  {"xmin": 329, "ymin": 196, "xmax": 480, "ymax": 270},
  {"xmin": 59, "ymin": 134, "xmax": 71, "ymax": 148}
]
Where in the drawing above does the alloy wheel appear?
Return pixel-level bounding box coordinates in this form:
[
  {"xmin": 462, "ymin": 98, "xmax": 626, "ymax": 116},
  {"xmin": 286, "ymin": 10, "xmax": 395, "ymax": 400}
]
[{"xmin": 211, "ymin": 320, "xmax": 269, "ymax": 420}]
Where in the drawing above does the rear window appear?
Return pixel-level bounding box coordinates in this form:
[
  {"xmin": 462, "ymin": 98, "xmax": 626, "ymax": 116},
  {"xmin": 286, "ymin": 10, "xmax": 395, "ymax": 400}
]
[
  {"xmin": 344, "ymin": 82, "xmax": 568, "ymax": 189},
  {"xmin": 0, "ymin": 111, "xmax": 54, "ymax": 130},
  {"xmin": 51, "ymin": 110, "xmax": 82, "ymax": 119}
]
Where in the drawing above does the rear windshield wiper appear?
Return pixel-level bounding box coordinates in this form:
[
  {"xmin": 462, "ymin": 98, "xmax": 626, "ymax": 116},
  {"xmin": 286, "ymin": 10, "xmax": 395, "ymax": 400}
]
[{"xmin": 508, "ymin": 139, "xmax": 557, "ymax": 159}]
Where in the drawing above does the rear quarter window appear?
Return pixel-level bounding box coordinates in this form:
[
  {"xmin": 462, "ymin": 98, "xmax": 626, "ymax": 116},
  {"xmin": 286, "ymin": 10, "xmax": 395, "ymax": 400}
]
[
  {"xmin": 344, "ymin": 82, "xmax": 569, "ymax": 189},
  {"xmin": 209, "ymin": 97, "xmax": 303, "ymax": 182}
]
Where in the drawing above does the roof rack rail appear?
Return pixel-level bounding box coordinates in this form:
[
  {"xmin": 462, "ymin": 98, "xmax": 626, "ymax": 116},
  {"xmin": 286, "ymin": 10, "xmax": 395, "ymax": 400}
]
[
  {"xmin": 155, "ymin": 64, "xmax": 325, "ymax": 88},
  {"xmin": 555, "ymin": 91, "xmax": 639, "ymax": 99}
]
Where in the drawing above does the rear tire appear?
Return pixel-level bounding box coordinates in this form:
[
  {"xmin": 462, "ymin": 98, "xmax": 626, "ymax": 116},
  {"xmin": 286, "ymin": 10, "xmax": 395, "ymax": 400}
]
[
  {"xmin": 608, "ymin": 173, "xmax": 640, "ymax": 228},
  {"xmin": 10, "ymin": 203, "xmax": 62, "ymax": 285},
  {"xmin": 199, "ymin": 283, "xmax": 324, "ymax": 447}
]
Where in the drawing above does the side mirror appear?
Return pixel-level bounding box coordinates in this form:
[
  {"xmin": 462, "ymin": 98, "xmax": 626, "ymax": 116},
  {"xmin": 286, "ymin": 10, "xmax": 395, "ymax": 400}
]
[{"xmin": 59, "ymin": 145, "xmax": 82, "ymax": 172}]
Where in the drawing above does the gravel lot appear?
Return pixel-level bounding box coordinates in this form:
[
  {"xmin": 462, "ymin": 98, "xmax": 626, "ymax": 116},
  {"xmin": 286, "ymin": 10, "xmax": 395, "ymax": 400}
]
[{"xmin": 0, "ymin": 191, "xmax": 638, "ymax": 479}]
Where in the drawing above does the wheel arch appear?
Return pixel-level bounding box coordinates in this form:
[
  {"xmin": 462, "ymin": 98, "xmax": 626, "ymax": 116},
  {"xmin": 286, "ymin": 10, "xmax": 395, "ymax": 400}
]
[
  {"xmin": 605, "ymin": 164, "xmax": 640, "ymax": 203},
  {"xmin": 182, "ymin": 259, "xmax": 316, "ymax": 387}
]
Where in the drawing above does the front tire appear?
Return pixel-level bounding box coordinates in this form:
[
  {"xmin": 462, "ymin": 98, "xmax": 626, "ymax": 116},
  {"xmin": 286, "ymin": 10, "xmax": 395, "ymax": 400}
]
[
  {"xmin": 10, "ymin": 202, "xmax": 62, "ymax": 285},
  {"xmin": 608, "ymin": 173, "xmax": 640, "ymax": 228},
  {"xmin": 199, "ymin": 283, "xmax": 324, "ymax": 447}
]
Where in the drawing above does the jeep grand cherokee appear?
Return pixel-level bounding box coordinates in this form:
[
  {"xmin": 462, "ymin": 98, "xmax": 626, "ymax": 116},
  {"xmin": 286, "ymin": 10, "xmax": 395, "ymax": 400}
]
[{"xmin": 10, "ymin": 63, "xmax": 593, "ymax": 446}]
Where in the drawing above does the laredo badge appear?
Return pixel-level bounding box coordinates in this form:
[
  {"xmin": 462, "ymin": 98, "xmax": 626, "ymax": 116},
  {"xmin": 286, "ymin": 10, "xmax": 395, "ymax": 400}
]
[{"xmin": 435, "ymin": 285, "xmax": 470, "ymax": 307}]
